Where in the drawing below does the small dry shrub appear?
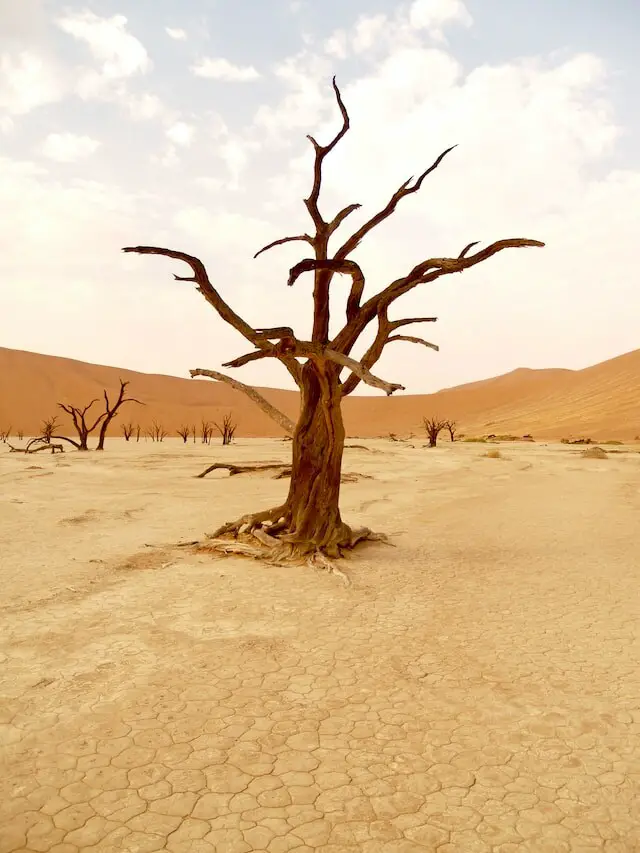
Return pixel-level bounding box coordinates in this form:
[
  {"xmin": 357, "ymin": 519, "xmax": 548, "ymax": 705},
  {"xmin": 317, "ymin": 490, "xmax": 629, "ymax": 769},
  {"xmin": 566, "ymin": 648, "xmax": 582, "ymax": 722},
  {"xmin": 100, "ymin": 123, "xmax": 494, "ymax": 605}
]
[
  {"xmin": 581, "ymin": 446, "xmax": 608, "ymax": 459},
  {"xmin": 483, "ymin": 449, "xmax": 502, "ymax": 459}
]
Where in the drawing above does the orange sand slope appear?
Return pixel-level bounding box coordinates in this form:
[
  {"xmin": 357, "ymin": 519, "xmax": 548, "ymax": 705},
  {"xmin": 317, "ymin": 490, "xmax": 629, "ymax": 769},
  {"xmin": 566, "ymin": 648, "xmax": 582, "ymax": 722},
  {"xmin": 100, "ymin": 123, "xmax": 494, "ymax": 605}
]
[{"xmin": 0, "ymin": 346, "xmax": 639, "ymax": 440}]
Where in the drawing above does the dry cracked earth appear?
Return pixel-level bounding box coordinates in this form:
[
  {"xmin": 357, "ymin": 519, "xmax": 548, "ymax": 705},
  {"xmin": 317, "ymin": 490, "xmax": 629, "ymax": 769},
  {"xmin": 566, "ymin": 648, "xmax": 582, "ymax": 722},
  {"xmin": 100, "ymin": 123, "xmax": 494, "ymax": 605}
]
[{"xmin": 1, "ymin": 438, "xmax": 639, "ymax": 852}]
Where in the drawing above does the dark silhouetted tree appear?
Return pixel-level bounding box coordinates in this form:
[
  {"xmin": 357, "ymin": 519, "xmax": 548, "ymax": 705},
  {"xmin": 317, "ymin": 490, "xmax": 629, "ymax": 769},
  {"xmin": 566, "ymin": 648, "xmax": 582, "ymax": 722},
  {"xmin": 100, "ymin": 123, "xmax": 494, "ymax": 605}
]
[
  {"xmin": 96, "ymin": 380, "xmax": 143, "ymax": 450},
  {"xmin": 214, "ymin": 413, "xmax": 237, "ymax": 445},
  {"xmin": 423, "ymin": 417, "xmax": 447, "ymax": 448}
]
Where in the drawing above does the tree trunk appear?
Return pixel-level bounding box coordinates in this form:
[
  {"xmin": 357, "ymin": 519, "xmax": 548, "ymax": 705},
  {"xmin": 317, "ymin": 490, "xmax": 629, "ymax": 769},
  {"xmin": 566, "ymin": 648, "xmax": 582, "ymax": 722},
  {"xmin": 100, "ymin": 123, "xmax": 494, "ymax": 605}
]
[
  {"xmin": 96, "ymin": 416, "xmax": 113, "ymax": 450},
  {"xmin": 282, "ymin": 361, "xmax": 351, "ymax": 555}
]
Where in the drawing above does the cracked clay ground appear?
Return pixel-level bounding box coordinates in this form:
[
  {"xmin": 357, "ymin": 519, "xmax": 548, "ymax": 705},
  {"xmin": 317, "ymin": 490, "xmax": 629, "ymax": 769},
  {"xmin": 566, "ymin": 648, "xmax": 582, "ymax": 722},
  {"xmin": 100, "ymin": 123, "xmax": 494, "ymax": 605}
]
[{"xmin": 1, "ymin": 438, "xmax": 639, "ymax": 852}]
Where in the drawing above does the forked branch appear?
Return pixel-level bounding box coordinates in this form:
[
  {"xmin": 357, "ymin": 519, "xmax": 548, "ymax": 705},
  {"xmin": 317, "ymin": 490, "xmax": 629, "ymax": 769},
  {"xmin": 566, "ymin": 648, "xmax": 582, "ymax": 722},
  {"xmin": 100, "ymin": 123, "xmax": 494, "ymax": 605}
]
[{"xmin": 334, "ymin": 145, "xmax": 458, "ymax": 260}]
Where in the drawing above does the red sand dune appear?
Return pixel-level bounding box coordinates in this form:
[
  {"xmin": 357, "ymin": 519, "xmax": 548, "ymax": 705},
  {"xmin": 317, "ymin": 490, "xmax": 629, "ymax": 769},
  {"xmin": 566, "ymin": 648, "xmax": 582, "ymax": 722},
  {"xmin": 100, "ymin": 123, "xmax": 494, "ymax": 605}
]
[{"xmin": 0, "ymin": 346, "xmax": 639, "ymax": 441}]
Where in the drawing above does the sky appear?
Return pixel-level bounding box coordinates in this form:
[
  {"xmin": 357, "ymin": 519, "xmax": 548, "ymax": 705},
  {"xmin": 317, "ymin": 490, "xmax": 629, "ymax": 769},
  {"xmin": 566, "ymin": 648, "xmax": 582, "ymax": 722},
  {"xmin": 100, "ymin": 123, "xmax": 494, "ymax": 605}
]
[{"xmin": 1, "ymin": 0, "xmax": 639, "ymax": 395}]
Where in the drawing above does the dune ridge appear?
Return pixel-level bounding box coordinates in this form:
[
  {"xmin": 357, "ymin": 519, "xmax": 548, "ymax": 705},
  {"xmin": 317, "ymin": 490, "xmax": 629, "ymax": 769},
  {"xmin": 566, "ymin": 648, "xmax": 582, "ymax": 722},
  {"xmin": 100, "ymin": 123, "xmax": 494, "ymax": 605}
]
[{"xmin": 1, "ymin": 345, "xmax": 639, "ymax": 440}]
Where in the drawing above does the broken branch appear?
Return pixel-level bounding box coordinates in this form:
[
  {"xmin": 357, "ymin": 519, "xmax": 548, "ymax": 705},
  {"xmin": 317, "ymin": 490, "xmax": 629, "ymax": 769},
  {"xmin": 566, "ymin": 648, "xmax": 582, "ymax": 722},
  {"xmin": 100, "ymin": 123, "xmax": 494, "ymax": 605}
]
[
  {"xmin": 324, "ymin": 349, "xmax": 404, "ymax": 396},
  {"xmin": 253, "ymin": 234, "xmax": 313, "ymax": 259},
  {"xmin": 387, "ymin": 334, "xmax": 440, "ymax": 352},
  {"xmin": 189, "ymin": 368, "xmax": 296, "ymax": 435}
]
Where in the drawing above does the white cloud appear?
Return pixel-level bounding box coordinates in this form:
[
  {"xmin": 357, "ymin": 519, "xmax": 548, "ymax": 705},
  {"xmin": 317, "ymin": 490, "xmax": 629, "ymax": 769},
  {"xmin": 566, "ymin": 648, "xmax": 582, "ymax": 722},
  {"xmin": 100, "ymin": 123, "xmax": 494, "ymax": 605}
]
[
  {"xmin": 40, "ymin": 132, "xmax": 101, "ymax": 162},
  {"xmin": 409, "ymin": 0, "xmax": 473, "ymax": 40},
  {"xmin": 324, "ymin": 31, "xmax": 348, "ymax": 59},
  {"xmin": 0, "ymin": 52, "xmax": 65, "ymax": 115},
  {"xmin": 56, "ymin": 11, "xmax": 150, "ymax": 79},
  {"xmin": 191, "ymin": 57, "xmax": 260, "ymax": 81},
  {"xmin": 1, "ymin": 117, "xmax": 15, "ymax": 134},
  {"xmin": 165, "ymin": 27, "xmax": 187, "ymax": 41},
  {"xmin": 123, "ymin": 91, "xmax": 167, "ymax": 120},
  {"xmin": 166, "ymin": 121, "xmax": 195, "ymax": 147}
]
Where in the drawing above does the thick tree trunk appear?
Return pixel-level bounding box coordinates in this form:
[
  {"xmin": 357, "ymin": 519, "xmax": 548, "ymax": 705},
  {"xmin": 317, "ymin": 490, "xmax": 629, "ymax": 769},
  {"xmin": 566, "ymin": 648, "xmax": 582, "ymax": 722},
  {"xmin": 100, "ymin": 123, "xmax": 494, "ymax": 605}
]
[{"xmin": 282, "ymin": 361, "xmax": 351, "ymax": 555}]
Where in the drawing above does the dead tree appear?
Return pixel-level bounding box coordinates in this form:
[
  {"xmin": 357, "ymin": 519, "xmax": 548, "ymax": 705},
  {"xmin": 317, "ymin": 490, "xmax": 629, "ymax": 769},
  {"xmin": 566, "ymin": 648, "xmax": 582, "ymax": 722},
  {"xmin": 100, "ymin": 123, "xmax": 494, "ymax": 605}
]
[
  {"xmin": 200, "ymin": 418, "xmax": 213, "ymax": 444},
  {"xmin": 423, "ymin": 417, "xmax": 447, "ymax": 447},
  {"xmin": 123, "ymin": 77, "xmax": 543, "ymax": 575},
  {"xmin": 17, "ymin": 429, "xmax": 24, "ymax": 440},
  {"xmin": 135, "ymin": 424, "xmax": 141, "ymax": 442},
  {"xmin": 443, "ymin": 419, "xmax": 457, "ymax": 442},
  {"xmin": 0, "ymin": 426, "xmax": 11, "ymax": 442},
  {"xmin": 191, "ymin": 425, "xmax": 197, "ymax": 443},
  {"xmin": 41, "ymin": 416, "xmax": 58, "ymax": 443},
  {"xmin": 176, "ymin": 425, "xmax": 191, "ymax": 443},
  {"xmin": 214, "ymin": 413, "xmax": 237, "ymax": 445},
  {"xmin": 121, "ymin": 422, "xmax": 135, "ymax": 441},
  {"xmin": 96, "ymin": 380, "xmax": 143, "ymax": 450},
  {"xmin": 57, "ymin": 400, "xmax": 106, "ymax": 450},
  {"xmin": 149, "ymin": 421, "xmax": 168, "ymax": 442}
]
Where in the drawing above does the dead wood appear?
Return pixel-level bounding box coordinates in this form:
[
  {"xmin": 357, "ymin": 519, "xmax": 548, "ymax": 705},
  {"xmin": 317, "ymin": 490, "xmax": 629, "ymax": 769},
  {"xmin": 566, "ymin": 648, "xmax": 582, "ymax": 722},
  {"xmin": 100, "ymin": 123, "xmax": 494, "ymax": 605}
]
[{"xmin": 124, "ymin": 76, "xmax": 543, "ymax": 573}]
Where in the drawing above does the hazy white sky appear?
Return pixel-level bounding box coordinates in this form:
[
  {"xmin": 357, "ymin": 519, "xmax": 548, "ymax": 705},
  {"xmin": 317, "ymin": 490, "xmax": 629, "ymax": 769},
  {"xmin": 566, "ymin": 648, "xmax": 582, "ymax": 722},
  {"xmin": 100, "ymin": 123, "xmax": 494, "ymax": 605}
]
[{"xmin": 1, "ymin": 0, "xmax": 639, "ymax": 394}]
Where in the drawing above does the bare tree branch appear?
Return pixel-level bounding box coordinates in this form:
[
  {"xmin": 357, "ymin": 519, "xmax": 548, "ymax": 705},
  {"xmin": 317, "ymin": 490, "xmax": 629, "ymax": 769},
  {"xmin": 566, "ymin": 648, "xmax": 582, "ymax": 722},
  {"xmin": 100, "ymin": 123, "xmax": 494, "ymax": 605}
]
[
  {"xmin": 121, "ymin": 245, "xmax": 303, "ymax": 386},
  {"xmin": 387, "ymin": 334, "xmax": 439, "ymax": 351},
  {"xmin": 334, "ymin": 145, "xmax": 458, "ymax": 261},
  {"xmin": 222, "ymin": 348, "xmax": 277, "ymax": 369},
  {"xmin": 122, "ymin": 246, "xmax": 261, "ymax": 346},
  {"xmin": 253, "ymin": 234, "xmax": 313, "ymax": 259},
  {"xmin": 333, "ymin": 237, "xmax": 545, "ymax": 357},
  {"xmin": 324, "ymin": 349, "xmax": 404, "ymax": 396},
  {"xmin": 327, "ymin": 203, "xmax": 362, "ymax": 236},
  {"xmin": 190, "ymin": 369, "xmax": 296, "ymax": 435},
  {"xmin": 389, "ymin": 316, "xmax": 437, "ymax": 330},
  {"xmin": 287, "ymin": 258, "xmax": 366, "ymax": 322},
  {"xmin": 304, "ymin": 76, "xmax": 350, "ymax": 231}
]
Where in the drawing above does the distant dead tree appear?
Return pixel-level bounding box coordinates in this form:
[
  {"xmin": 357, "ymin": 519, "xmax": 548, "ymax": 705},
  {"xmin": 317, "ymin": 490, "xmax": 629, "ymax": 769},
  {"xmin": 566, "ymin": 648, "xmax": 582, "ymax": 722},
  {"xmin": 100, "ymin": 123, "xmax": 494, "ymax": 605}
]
[
  {"xmin": 0, "ymin": 425, "xmax": 11, "ymax": 442},
  {"xmin": 191, "ymin": 424, "xmax": 197, "ymax": 443},
  {"xmin": 443, "ymin": 419, "xmax": 457, "ymax": 442},
  {"xmin": 135, "ymin": 424, "xmax": 141, "ymax": 442},
  {"xmin": 57, "ymin": 400, "xmax": 106, "ymax": 450},
  {"xmin": 200, "ymin": 418, "xmax": 213, "ymax": 444},
  {"xmin": 123, "ymin": 76, "xmax": 543, "ymax": 574},
  {"xmin": 16, "ymin": 429, "xmax": 23, "ymax": 440},
  {"xmin": 121, "ymin": 422, "xmax": 135, "ymax": 441},
  {"xmin": 176, "ymin": 425, "xmax": 190, "ymax": 443},
  {"xmin": 214, "ymin": 413, "xmax": 237, "ymax": 445},
  {"xmin": 40, "ymin": 416, "xmax": 59, "ymax": 443},
  {"xmin": 423, "ymin": 416, "xmax": 447, "ymax": 448},
  {"xmin": 96, "ymin": 380, "xmax": 143, "ymax": 450},
  {"xmin": 150, "ymin": 421, "xmax": 167, "ymax": 442}
]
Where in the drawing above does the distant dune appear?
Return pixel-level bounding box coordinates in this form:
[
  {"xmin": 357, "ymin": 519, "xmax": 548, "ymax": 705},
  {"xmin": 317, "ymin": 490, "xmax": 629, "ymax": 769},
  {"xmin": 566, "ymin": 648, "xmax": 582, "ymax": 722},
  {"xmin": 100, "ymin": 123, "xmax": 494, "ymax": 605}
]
[{"xmin": 1, "ymin": 346, "xmax": 639, "ymax": 441}]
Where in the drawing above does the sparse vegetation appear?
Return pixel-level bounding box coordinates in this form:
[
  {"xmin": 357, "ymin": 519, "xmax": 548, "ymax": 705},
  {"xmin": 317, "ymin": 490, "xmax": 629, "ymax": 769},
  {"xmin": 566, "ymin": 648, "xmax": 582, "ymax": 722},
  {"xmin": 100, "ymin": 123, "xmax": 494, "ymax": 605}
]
[
  {"xmin": 561, "ymin": 437, "xmax": 592, "ymax": 445},
  {"xmin": 121, "ymin": 422, "xmax": 135, "ymax": 441},
  {"xmin": 423, "ymin": 417, "xmax": 447, "ymax": 448},
  {"xmin": 123, "ymin": 76, "xmax": 543, "ymax": 573},
  {"xmin": 581, "ymin": 446, "xmax": 608, "ymax": 459},
  {"xmin": 443, "ymin": 419, "xmax": 457, "ymax": 442},
  {"xmin": 484, "ymin": 449, "xmax": 502, "ymax": 459},
  {"xmin": 214, "ymin": 413, "xmax": 237, "ymax": 445},
  {"xmin": 176, "ymin": 425, "xmax": 191, "ymax": 443},
  {"xmin": 463, "ymin": 436, "xmax": 487, "ymax": 443},
  {"xmin": 96, "ymin": 381, "xmax": 143, "ymax": 450},
  {"xmin": 57, "ymin": 399, "xmax": 105, "ymax": 450},
  {"xmin": 148, "ymin": 421, "xmax": 168, "ymax": 442},
  {"xmin": 200, "ymin": 419, "xmax": 213, "ymax": 445}
]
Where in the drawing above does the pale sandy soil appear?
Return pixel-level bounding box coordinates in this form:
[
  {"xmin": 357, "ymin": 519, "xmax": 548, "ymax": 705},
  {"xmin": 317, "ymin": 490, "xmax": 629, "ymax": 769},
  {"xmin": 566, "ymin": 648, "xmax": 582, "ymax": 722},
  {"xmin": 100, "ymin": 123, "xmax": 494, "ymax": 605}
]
[{"xmin": 1, "ymin": 438, "xmax": 639, "ymax": 852}]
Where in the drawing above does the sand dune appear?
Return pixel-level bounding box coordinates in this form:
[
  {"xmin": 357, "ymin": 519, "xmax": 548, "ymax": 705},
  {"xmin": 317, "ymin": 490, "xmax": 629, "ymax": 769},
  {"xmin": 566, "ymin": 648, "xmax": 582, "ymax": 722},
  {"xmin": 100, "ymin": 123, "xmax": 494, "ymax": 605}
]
[{"xmin": 1, "ymin": 345, "xmax": 639, "ymax": 441}]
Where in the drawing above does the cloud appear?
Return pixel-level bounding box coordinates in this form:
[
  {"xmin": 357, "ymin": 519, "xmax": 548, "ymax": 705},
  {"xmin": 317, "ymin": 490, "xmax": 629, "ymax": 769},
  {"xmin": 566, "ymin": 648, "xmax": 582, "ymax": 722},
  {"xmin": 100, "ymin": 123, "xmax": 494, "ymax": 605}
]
[
  {"xmin": 0, "ymin": 51, "xmax": 65, "ymax": 115},
  {"xmin": 40, "ymin": 133, "xmax": 101, "ymax": 162},
  {"xmin": 191, "ymin": 57, "xmax": 260, "ymax": 81},
  {"xmin": 409, "ymin": 0, "xmax": 473, "ymax": 40},
  {"xmin": 165, "ymin": 27, "xmax": 187, "ymax": 41},
  {"xmin": 166, "ymin": 121, "xmax": 195, "ymax": 147},
  {"xmin": 56, "ymin": 11, "xmax": 150, "ymax": 78}
]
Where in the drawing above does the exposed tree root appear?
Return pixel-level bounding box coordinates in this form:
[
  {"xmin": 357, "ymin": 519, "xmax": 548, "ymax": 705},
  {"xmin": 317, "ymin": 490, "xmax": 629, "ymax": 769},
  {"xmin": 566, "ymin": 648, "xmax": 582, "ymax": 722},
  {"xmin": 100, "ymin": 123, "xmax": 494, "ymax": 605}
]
[{"xmin": 182, "ymin": 504, "xmax": 392, "ymax": 585}]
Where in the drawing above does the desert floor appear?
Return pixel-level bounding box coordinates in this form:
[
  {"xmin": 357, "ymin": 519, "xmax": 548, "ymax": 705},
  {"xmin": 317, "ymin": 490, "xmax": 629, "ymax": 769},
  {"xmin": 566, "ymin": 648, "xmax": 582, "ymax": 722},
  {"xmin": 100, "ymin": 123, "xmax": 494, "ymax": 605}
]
[{"xmin": 1, "ymin": 438, "xmax": 639, "ymax": 853}]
